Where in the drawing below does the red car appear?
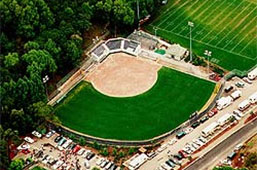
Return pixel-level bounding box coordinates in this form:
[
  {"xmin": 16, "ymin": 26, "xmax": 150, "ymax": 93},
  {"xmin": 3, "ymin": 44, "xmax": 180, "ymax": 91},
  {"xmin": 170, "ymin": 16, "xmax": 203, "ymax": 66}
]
[
  {"xmin": 21, "ymin": 149, "xmax": 30, "ymax": 154},
  {"xmin": 178, "ymin": 150, "xmax": 188, "ymax": 158},
  {"xmin": 72, "ymin": 145, "xmax": 81, "ymax": 153},
  {"xmin": 208, "ymin": 108, "xmax": 218, "ymax": 117}
]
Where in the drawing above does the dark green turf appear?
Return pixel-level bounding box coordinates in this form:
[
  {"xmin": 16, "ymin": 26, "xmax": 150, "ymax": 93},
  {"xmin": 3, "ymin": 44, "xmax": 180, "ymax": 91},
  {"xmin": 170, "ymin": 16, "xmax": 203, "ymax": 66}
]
[
  {"xmin": 145, "ymin": 0, "xmax": 257, "ymax": 71},
  {"xmin": 55, "ymin": 67, "xmax": 215, "ymax": 140}
]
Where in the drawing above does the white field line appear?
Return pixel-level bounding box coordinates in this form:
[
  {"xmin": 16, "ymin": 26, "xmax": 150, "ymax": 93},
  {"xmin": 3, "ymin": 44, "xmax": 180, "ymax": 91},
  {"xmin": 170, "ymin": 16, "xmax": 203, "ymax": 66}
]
[
  {"xmin": 220, "ymin": 13, "xmax": 257, "ymax": 48},
  {"xmin": 165, "ymin": 0, "xmax": 202, "ymax": 30},
  {"xmin": 237, "ymin": 34, "xmax": 257, "ymax": 55},
  {"xmin": 152, "ymin": 0, "xmax": 182, "ymax": 25},
  {"xmin": 231, "ymin": 26, "xmax": 257, "ymax": 51},
  {"xmin": 157, "ymin": 0, "xmax": 190, "ymax": 28},
  {"xmin": 196, "ymin": 0, "xmax": 241, "ymax": 40},
  {"xmin": 154, "ymin": 26, "xmax": 255, "ymax": 60},
  {"xmin": 214, "ymin": 5, "xmax": 257, "ymax": 46},
  {"xmin": 203, "ymin": 2, "xmax": 252, "ymax": 43},
  {"xmin": 182, "ymin": 0, "xmax": 229, "ymax": 35}
]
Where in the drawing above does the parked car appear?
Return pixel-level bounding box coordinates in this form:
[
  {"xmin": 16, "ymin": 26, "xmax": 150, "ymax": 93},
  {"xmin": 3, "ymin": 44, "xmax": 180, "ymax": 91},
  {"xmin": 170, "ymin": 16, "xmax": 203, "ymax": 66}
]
[
  {"xmin": 32, "ymin": 131, "xmax": 42, "ymax": 138},
  {"xmin": 46, "ymin": 130, "xmax": 55, "ymax": 138},
  {"xmin": 77, "ymin": 148, "xmax": 86, "ymax": 156},
  {"xmin": 178, "ymin": 150, "xmax": 188, "ymax": 158},
  {"xmin": 200, "ymin": 116, "xmax": 209, "ymax": 123},
  {"xmin": 54, "ymin": 136, "xmax": 62, "ymax": 143},
  {"xmin": 225, "ymin": 85, "xmax": 233, "ymax": 93},
  {"xmin": 176, "ymin": 131, "xmax": 186, "ymax": 139},
  {"xmin": 191, "ymin": 121, "xmax": 200, "ymax": 128},
  {"xmin": 208, "ymin": 108, "xmax": 218, "ymax": 117},
  {"xmin": 21, "ymin": 149, "xmax": 30, "ymax": 154},
  {"xmin": 242, "ymin": 77, "xmax": 252, "ymax": 84},
  {"xmin": 168, "ymin": 138, "xmax": 177, "ymax": 145},
  {"xmin": 227, "ymin": 151, "xmax": 237, "ymax": 160},
  {"xmin": 24, "ymin": 137, "xmax": 34, "ymax": 144},
  {"xmin": 235, "ymin": 81, "xmax": 244, "ymax": 88}
]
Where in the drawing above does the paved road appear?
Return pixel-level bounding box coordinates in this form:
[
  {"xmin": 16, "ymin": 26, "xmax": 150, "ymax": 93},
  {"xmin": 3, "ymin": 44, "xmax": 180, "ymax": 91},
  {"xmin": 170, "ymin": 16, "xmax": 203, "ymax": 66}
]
[{"xmin": 185, "ymin": 118, "xmax": 257, "ymax": 170}]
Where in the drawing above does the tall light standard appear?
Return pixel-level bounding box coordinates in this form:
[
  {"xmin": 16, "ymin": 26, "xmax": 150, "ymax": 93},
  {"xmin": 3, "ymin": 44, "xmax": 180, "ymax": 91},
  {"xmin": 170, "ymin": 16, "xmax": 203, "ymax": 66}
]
[
  {"xmin": 43, "ymin": 75, "xmax": 49, "ymax": 100},
  {"xmin": 204, "ymin": 50, "xmax": 212, "ymax": 74},
  {"xmin": 153, "ymin": 27, "xmax": 158, "ymax": 37},
  {"xmin": 188, "ymin": 21, "xmax": 194, "ymax": 62},
  {"xmin": 137, "ymin": 0, "xmax": 140, "ymax": 29}
]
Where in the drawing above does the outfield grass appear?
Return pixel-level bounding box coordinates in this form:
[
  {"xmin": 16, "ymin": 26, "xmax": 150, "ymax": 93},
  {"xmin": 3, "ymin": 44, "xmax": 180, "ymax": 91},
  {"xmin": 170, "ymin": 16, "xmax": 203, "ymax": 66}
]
[
  {"xmin": 145, "ymin": 0, "xmax": 257, "ymax": 71},
  {"xmin": 55, "ymin": 67, "xmax": 215, "ymax": 140}
]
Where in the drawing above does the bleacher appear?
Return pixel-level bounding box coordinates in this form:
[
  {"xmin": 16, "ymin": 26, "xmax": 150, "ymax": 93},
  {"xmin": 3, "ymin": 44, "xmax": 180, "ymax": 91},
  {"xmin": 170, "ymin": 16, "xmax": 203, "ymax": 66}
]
[
  {"xmin": 105, "ymin": 39, "xmax": 122, "ymax": 51},
  {"xmin": 90, "ymin": 38, "xmax": 141, "ymax": 63}
]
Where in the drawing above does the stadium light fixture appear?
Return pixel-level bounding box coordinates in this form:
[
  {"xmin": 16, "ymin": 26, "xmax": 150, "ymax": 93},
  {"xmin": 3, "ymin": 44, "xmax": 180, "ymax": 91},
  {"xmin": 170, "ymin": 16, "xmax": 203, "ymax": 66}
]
[
  {"xmin": 43, "ymin": 75, "xmax": 49, "ymax": 100},
  {"xmin": 188, "ymin": 21, "xmax": 194, "ymax": 62},
  {"xmin": 204, "ymin": 50, "xmax": 212, "ymax": 74}
]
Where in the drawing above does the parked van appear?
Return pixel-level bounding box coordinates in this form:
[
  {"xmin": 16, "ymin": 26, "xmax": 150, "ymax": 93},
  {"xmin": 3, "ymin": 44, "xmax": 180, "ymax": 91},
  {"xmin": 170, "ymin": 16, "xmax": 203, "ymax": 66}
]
[
  {"xmin": 249, "ymin": 92, "xmax": 257, "ymax": 104},
  {"xmin": 238, "ymin": 100, "xmax": 251, "ymax": 111}
]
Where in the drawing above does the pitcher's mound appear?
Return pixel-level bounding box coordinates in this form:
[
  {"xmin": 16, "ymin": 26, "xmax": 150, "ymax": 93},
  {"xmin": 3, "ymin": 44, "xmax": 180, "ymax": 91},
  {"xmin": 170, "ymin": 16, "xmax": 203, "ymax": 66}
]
[{"xmin": 86, "ymin": 53, "xmax": 161, "ymax": 97}]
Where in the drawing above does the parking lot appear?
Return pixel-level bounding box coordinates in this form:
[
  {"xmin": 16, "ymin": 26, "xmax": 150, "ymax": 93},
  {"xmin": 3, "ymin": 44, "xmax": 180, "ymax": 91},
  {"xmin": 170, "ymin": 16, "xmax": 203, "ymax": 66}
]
[{"xmin": 15, "ymin": 133, "xmax": 121, "ymax": 170}]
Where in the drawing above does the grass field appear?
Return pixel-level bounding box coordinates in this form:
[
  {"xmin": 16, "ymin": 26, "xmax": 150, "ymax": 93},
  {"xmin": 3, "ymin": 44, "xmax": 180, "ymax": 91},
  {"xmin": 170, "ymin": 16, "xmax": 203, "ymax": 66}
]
[
  {"xmin": 55, "ymin": 67, "xmax": 215, "ymax": 140},
  {"xmin": 146, "ymin": 0, "xmax": 257, "ymax": 71}
]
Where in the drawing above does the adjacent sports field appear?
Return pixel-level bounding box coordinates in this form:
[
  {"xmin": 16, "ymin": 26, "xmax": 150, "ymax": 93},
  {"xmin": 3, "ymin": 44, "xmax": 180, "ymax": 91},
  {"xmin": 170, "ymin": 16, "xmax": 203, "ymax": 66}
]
[
  {"xmin": 55, "ymin": 67, "xmax": 215, "ymax": 140},
  {"xmin": 146, "ymin": 0, "xmax": 257, "ymax": 71}
]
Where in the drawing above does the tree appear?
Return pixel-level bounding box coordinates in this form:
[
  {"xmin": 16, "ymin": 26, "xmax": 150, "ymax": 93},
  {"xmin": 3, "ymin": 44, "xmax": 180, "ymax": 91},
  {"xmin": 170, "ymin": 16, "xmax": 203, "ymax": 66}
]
[
  {"xmin": 245, "ymin": 153, "xmax": 257, "ymax": 170},
  {"xmin": 24, "ymin": 41, "xmax": 40, "ymax": 51},
  {"xmin": 1, "ymin": 0, "xmax": 54, "ymax": 38},
  {"xmin": 8, "ymin": 159, "xmax": 24, "ymax": 170},
  {"xmin": 4, "ymin": 53, "xmax": 19, "ymax": 68},
  {"xmin": 79, "ymin": 137, "xmax": 86, "ymax": 146},
  {"xmin": 64, "ymin": 39, "xmax": 83, "ymax": 67},
  {"xmin": 112, "ymin": 148, "xmax": 117, "ymax": 156},
  {"xmin": 22, "ymin": 49, "xmax": 57, "ymax": 73}
]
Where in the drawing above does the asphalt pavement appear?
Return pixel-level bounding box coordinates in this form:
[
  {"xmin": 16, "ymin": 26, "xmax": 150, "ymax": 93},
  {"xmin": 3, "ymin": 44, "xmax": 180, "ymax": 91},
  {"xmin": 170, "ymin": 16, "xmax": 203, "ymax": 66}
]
[{"xmin": 185, "ymin": 118, "xmax": 257, "ymax": 170}]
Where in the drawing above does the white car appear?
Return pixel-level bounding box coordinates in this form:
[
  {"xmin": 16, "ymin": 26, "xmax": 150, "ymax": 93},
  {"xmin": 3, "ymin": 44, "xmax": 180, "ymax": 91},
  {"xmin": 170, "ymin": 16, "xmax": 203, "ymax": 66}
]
[
  {"xmin": 32, "ymin": 131, "xmax": 42, "ymax": 138},
  {"xmin": 234, "ymin": 143, "xmax": 243, "ymax": 151},
  {"xmin": 233, "ymin": 109, "xmax": 244, "ymax": 117},
  {"xmin": 184, "ymin": 127, "xmax": 193, "ymax": 134},
  {"xmin": 198, "ymin": 136, "xmax": 207, "ymax": 143},
  {"xmin": 45, "ymin": 130, "xmax": 55, "ymax": 138},
  {"xmin": 84, "ymin": 160, "xmax": 90, "ymax": 169},
  {"xmin": 100, "ymin": 159, "xmax": 108, "ymax": 168},
  {"xmin": 232, "ymin": 114, "xmax": 241, "ymax": 120},
  {"xmin": 52, "ymin": 160, "xmax": 64, "ymax": 169},
  {"xmin": 77, "ymin": 148, "xmax": 86, "ymax": 155},
  {"xmin": 168, "ymin": 138, "xmax": 177, "ymax": 145},
  {"xmin": 96, "ymin": 157, "xmax": 105, "ymax": 166},
  {"xmin": 24, "ymin": 137, "xmax": 34, "ymax": 143},
  {"xmin": 17, "ymin": 143, "xmax": 30, "ymax": 150},
  {"xmin": 62, "ymin": 139, "xmax": 72, "ymax": 149}
]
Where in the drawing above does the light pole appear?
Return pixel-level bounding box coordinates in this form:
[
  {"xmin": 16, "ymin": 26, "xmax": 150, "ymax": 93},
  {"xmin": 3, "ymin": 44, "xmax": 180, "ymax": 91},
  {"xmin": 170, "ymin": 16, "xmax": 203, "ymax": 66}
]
[
  {"xmin": 154, "ymin": 27, "xmax": 158, "ymax": 37},
  {"xmin": 137, "ymin": 0, "xmax": 140, "ymax": 30},
  {"xmin": 188, "ymin": 21, "xmax": 194, "ymax": 62},
  {"xmin": 43, "ymin": 75, "xmax": 49, "ymax": 100},
  {"xmin": 204, "ymin": 50, "xmax": 212, "ymax": 74}
]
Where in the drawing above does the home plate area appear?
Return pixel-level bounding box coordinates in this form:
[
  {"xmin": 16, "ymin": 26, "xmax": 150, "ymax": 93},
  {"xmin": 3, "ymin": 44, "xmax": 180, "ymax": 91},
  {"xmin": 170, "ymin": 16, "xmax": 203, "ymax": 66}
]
[{"xmin": 85, "ymin": 53, "xmax": 161, "ymax": 97}]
